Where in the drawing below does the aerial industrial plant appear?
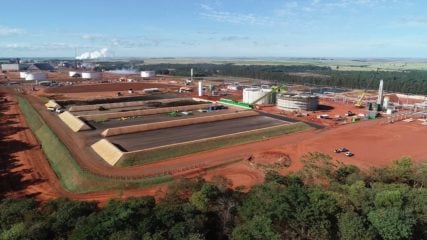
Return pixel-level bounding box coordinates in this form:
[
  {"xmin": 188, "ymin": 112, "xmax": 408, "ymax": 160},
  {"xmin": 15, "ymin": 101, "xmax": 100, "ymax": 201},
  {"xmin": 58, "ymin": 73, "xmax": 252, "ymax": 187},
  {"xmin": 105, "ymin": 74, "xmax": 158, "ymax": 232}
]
[
  {"xmin": 2, "ymin": 59, "xmax": 427, "ymax": 185},
  {"xmin": 2, "ymin": 0, "xmax": 427, "ymax": 238}
]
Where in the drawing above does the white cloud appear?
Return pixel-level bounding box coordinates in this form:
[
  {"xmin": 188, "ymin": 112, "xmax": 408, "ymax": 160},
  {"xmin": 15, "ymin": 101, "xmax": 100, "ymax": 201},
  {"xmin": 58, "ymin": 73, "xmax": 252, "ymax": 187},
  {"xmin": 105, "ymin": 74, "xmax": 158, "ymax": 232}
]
[
  {"xmin": 0, "ymin": 42, "xmax": 89, "ymax": 51},
  {"xmin": 398, "ymin": 16, "xmax": 427, "ymax": 27},
  {"xmin": 0, "ymin": 26, "xmax": 25, "ymax": 36},
  {"xmin": 221, "ymin": 35, "xmax": 249, "ymax": 41},
  {"xmin": 276, "ymin": 0, "xmax": 400, "ymax": 16},
  {"xmin": 199, "ymin": 4, "xmax": 276, "ymax": 25},
  {"xmin": 79, "ymin": 32, "xmax": 166, "ymax": 49}
]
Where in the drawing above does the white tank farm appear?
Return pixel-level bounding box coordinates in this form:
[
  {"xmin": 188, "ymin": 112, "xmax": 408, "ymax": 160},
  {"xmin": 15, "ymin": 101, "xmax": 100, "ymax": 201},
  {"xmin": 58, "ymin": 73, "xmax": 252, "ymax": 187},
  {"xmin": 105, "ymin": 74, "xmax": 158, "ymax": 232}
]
[
  {"xmin": 276, "ymin": 93, "xmax": 319, "ymax": 111},
  {"xmin": 140, "ymin": 71, "xmax": 156, "ymax": 78},
  {"xmin": 19, "ymin": 72, "xmax": 27, "ymax": 78},
  {"xmin": 82, "ymin": 72, "xmax": 101, "ymax": 79},
  {"xmin": 25, "ymin": 73, "xmax": 47, "ymax": 81},
  {"xmin": 242, "ymin": 87, "xmax": 275, "ymax": 104}
]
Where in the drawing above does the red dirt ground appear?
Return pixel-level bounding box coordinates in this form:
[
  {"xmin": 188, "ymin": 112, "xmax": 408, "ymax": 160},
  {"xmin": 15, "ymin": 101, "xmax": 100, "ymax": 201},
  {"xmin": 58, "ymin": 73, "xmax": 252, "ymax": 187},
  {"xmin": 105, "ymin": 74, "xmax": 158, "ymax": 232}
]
[
  {"xmin": 43, "ymin": 82, "xmax": 181, "ymax": 94},
  {"xmin": 198, "ymin": 118, "xmax": 427, "ymax": 187},
  {"xmin": 203, "ymin": 162, "xmax": 265, "ymax": 190},
  {"xmin": 260, "ymin": 99, "xmax": 368, "ymax": 127},
  {"xmin": 0, "ymin": 92, "xmax": 167, "ymax": 204},
  {"xmin": 3, "ymin": 86, "xmax": 427, "ymax": 201}
]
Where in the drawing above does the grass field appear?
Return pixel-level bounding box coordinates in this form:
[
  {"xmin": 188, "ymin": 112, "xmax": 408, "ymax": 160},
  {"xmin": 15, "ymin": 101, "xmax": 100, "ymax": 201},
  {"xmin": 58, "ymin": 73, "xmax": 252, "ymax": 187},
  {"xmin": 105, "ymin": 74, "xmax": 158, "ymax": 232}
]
[
  {"xmin": 18, "ymin": 97, "xmax": 172, "ymax": 193},
  {"xmin": 119, "ymin": 122, "xmax": 311, "ymax": 167}
]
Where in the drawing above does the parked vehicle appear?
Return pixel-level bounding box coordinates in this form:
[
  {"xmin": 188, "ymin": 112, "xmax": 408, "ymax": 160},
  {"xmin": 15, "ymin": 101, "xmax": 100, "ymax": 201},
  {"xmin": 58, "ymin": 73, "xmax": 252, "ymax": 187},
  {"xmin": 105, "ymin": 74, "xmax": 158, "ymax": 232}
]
[
  {"xmin": 180, "ymin": 111, "xmax": 193, "ymax": 116},
  {"xmin": 345, "ymin": 111, "xmax": 355, "ymax": 117},
  {"xmin": 345, "ymin": 152, "xmax": 354, "ymax": 157},
  {"xmin": 334, "ymin": 147, "xmax": 349, "ymax": 153}
]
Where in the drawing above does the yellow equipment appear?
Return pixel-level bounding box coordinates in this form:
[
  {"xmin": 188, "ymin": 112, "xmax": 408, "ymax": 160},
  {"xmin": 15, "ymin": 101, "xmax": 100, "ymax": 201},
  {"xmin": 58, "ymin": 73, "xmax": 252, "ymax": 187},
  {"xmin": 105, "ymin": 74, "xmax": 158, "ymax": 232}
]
[
  {"xmin": 271, "ymin": 85, "xmax": 288, "ymax": 93},
  {"xmin": 355, "ymin": 92, "xmax": 366, "ymax": 108}
]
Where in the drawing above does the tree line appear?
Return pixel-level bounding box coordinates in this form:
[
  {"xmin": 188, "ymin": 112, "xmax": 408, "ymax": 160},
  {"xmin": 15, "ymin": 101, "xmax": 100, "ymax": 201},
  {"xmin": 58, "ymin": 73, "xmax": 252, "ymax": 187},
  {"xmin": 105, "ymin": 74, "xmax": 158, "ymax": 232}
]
[
  {"xmin": 128, "ymin": 63, "xmax": 427, "ymax": 95},
  {"xmin": 1, "ymin": 154, "xmax": 426, "ymax": 240}
]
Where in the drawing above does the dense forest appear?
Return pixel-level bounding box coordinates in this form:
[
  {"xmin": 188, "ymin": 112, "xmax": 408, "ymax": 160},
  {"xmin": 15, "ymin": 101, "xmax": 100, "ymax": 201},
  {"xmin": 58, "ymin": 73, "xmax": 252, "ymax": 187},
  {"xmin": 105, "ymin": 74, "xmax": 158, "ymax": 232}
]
[
  {"xmin": 152, "ymin": 64, "xmax": 427, "ymax": 95},
  {"xmin": 1, "ymin": 154, "xmax": 426, "ymax": 240},
  {"xmin": 99, "ymin": 62, "xmax": 427, "ymax": 95}
]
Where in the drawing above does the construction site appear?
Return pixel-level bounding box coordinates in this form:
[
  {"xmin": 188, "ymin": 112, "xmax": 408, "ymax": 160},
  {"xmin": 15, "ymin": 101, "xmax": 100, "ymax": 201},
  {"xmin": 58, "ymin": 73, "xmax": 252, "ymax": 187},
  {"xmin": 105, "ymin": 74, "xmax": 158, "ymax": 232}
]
[{"xmin": 1, "ymin": 64, "xmax": 427, "ymax": 203}]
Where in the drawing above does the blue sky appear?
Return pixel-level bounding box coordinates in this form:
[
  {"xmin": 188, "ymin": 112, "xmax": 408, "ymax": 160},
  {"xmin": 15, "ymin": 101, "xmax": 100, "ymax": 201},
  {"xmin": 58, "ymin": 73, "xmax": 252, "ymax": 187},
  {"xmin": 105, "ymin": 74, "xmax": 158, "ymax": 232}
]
[{"xmin": 0, "ymin": 0, "xmax": 426, "ymax": 58}]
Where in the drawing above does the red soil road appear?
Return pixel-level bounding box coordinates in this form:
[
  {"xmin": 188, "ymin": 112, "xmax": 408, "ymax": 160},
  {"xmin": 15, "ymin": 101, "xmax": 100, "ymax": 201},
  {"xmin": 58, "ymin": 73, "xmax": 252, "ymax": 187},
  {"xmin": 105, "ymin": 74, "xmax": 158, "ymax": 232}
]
[
  {"xmin": 44, "ymin": 82, "xmax": 181, "ymax": 94},
  {"xmin": 0, "ymin": 92, "xmax": 166, "ymax": 204}
]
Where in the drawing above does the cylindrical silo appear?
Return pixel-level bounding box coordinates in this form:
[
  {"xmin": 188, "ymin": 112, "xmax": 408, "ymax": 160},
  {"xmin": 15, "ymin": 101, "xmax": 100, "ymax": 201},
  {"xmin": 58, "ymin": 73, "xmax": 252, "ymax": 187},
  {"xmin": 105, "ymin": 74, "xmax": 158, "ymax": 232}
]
[
  {"xmin": 383, "ymin": 96, "xmax": 390, "ymax": 110},
  {"xmin": 25, "ymin": 73, "xmax": 47, "ymax": 81},
  {"xmin": 276, "ymin": 94, "xmax": 319, "ymax": 111},
  {"xmin": 198, "ymin": 81, "xmax": 203, "ymax": 96},
  {"xmin": 82, "ymin": 72, "xmax": 101, "ymax": 79},
  {"xmin": 242, "ymin": 87, "xmax": 273, "ymax": 105},
  {"xmin": 69, "ymin": 71, "xmax": 80, "ymax": 77}
]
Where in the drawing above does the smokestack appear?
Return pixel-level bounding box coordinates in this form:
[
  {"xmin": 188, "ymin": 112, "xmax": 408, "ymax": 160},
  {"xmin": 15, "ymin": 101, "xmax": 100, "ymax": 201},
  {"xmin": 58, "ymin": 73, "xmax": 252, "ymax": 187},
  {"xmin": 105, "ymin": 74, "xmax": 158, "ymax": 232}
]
[
  {"xmin": 191, "ymin": 68, "xmax": 193, "ymax": 82},
  {"xmin": 377, "ymin": 79, "xmax": 384, "ymax": 106},
  {"xmin": 198, "ymin": 81, "xmax": 203, "ymax": 97}
]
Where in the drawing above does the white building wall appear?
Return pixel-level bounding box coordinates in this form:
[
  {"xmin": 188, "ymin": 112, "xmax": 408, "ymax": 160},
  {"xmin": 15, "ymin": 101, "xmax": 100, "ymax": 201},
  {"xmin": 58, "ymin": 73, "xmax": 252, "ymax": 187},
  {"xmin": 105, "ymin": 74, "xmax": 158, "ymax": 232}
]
[
  {"xmin": 141, "ymin": 71, "xmax": 156, "ymax": 78},
  {"xmin": 25, "ymin": 73, "xmax": 47, "ymax": 81}
]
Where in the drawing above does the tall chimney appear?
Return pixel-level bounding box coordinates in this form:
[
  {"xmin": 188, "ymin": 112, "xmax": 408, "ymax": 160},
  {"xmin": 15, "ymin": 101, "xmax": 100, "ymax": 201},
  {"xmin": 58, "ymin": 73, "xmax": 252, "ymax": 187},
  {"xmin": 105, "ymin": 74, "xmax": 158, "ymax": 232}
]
[
  {"xmin": 190, "ymin": 68, "xmax": 193, "ymax": 82},
  {"xmin": 198, "ymin": 81, "xmax": 203, "ymax": 97},
  {"xmin": 377, "ymin": 79, "xmax": 384, "ymax": 106}
]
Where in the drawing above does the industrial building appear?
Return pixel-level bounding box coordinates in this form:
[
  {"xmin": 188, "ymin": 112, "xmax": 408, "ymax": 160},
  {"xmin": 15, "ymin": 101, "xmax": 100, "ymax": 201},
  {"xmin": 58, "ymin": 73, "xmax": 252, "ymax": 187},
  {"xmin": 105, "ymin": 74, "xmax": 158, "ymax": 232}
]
[
  {"xmin": 141, "ymin": 71, "xmax": 156, "ymax": 79},
  {"xmin": 276, "ymin": 93, "xmax": 319, "ymax": 111},
  {"xmin": 27, "ymin": 63, "xmax": 55, "ymax": 71},
  {"xmin": 1, "ymin": 63, "xmax": 55, "ymax": 72},
  {"xmin": 1, "ymin": 63, "xmax": 29, "ymax": 71}
]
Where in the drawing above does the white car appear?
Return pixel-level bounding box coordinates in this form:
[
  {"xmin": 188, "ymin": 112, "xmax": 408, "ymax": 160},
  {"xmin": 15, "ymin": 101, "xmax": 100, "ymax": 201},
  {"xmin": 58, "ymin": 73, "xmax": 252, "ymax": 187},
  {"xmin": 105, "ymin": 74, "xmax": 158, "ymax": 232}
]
[
  {"xmin": 180, "ymin": 111, "xmax": 193, "ymax": 115},
  {"xmin": 345, "ymin": 152, "xmax": 354, "ymax": 157}
]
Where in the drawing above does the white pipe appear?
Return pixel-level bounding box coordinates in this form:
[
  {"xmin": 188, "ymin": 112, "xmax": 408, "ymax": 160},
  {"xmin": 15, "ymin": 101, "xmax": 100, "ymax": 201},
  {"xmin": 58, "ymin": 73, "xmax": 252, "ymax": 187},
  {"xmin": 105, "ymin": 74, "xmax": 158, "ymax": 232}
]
[
  {"xmin": 198, "ymin": 81, "xmax": 203, "ymax": 97},
  {"xmin": 191, "ymin": 68, "xmax": 194, "ymax": 82}
]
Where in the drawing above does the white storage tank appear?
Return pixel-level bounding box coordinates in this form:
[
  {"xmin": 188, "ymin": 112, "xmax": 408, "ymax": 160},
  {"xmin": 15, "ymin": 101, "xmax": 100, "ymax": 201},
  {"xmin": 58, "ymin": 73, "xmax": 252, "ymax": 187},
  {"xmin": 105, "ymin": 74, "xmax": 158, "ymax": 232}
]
[
  {"xmin": 25, "ymin": 73, "xmax": 47, "ymax": 81},
  {"xmin": 276, "ymin": 93, "xmax": 319, "ymax": 111},
  {"xmin": 82, "ymin": 72, "xmax": 101, "ymax": 79},
  {"xmin": 383, "ymin": 96, "xmax": 390, "ymax": 109},
  {"xmin": 242, "ymin": 87, "xmax": 274, "ymax": 105},
  {"xmin": 69, "ymin": 71, "xmax": 81, "ymax": 77},
  {"xmin": 19, "ymin": 72, "xmax": 27, "ymax": 78},
  {"xmin": 140, "ymin": 71, "xmax": 156, "ymax": 78}
]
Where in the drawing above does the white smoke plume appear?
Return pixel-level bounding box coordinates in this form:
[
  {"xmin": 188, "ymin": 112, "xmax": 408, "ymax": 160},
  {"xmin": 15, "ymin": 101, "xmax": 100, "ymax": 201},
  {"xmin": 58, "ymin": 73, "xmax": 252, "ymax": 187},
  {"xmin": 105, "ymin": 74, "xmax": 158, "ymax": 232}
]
[{"xmin": 76, "ymin": 48, "xmax": 110, "ymax": 60}]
